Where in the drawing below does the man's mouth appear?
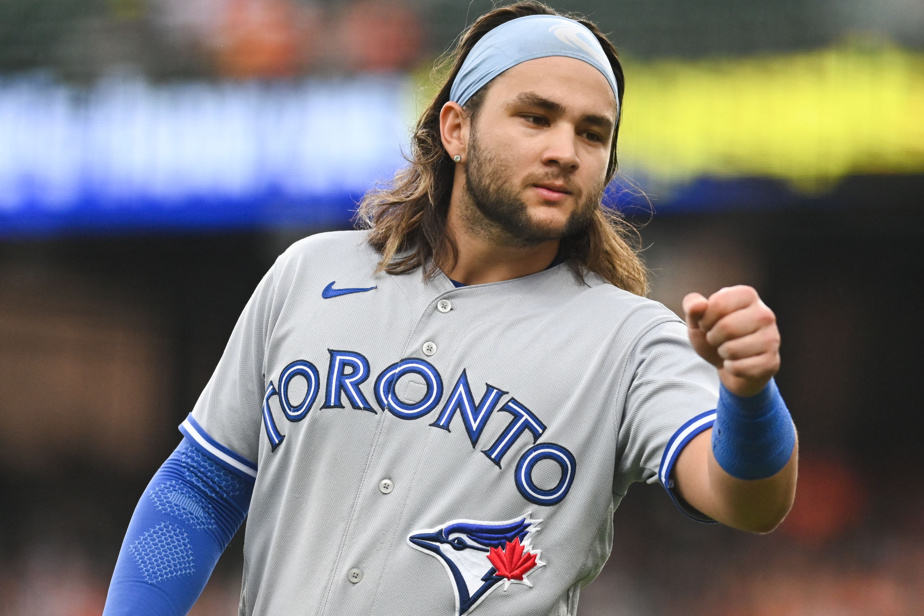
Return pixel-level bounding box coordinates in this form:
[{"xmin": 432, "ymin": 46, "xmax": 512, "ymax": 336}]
[{"xmin": 533, "ymin": 183, "xmax": 573, "ymax": 201}]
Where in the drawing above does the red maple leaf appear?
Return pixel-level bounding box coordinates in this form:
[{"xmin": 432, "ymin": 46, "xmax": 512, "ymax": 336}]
[{"xmin": 487, "ymin": 536, "xmax": 538, "ymax": 580}]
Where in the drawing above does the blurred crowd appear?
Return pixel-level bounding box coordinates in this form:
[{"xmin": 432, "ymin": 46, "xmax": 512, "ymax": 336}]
[
  {"xmin": 1, "ymin": 0, "xmax": 430, "ymax": 82},
  {"xmin": 156, "ymin": 0, "xmax": 426, "ymax": 78},
  {"xmin": 4, "ymin": 0, "xmax": 922, "ymax": 84}
]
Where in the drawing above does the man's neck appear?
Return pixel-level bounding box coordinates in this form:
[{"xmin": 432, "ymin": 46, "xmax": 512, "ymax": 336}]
[{"xmin": 442, "ymin": 213, "xmax": 560, "ymax": 285}]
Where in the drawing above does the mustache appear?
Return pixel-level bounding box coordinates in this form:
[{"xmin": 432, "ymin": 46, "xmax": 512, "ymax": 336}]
[{"xmin": 524, "ymin": 173, "xmax": 579, "ymax": 194}]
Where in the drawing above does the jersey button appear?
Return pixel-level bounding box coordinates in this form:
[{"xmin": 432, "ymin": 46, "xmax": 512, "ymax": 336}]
[
  {"xmin": 422, "ymin": 341, "xmax": 437, "ymax": 356},
  {"xmin": 379, "ymin": 478, "xmax": 394, "ymax": 494},
  {"xmin": 437, "ymin": 299, "xmax": 452, "ymax": 313},
  {"xmin": 347, "ymin": 568, "xmax": 363, "ymax": 584}
]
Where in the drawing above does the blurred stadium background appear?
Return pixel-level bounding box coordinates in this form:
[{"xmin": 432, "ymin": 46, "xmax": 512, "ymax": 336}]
[{"xmin": 0, "ymin": 1, "xmax": 922, "ymax": 614}]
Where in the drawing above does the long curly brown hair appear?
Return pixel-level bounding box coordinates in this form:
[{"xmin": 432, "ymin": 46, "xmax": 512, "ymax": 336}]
[{"xmin": 355, "ymin": 1, "xmax": 648, "ymax": 296}]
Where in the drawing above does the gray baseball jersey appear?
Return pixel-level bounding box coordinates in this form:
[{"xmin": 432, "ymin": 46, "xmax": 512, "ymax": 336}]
[{"xmin": 180, "ymin": 229, "xmax": 719, "ymax": 615}]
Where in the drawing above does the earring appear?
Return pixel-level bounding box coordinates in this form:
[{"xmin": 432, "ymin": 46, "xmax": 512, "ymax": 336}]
[{"xmin": 453, "ymin": 154, "xmax": 462, "ymax": 162}]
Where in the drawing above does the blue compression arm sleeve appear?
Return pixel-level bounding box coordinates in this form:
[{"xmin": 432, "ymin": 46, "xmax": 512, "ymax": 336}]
[{"xmin": 103, "ymin": 437, "xmax": 254, "ymax": 616}]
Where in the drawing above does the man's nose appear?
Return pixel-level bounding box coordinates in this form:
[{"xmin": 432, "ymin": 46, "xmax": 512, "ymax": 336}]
[{"xmin": 540, "ymin": 125, "xmax": 579, "ymax": 172}]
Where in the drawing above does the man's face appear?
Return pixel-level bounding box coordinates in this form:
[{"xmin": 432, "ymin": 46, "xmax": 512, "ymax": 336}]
[{"xmin": 460, "ymin": 56, "xmax": 617, "ymax": 247}]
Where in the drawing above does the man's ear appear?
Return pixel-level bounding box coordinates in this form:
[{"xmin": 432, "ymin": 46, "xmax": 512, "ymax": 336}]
[{"xmin": 439, "ymin": 101, "xmax": 469, "ymax": 161}]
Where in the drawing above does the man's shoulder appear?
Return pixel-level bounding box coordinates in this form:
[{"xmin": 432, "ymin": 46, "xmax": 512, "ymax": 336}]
[
  {"xmin": 265, "ymin": 229, "xmax": 380, "ymax": 287},
  {"xmin": 284, "ymin": 228, "xmax": 373, "ymax": 257},
  {"xmin": 575, "ymin": 269, "xmax": 682, "ymax": 326},
  {"xmin": 277, "ymin": 229, "xmax": 377, "ymax": 266}
]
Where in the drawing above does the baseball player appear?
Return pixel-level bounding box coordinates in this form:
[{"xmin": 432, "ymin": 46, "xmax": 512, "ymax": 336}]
[{"xmin": 103, "ymin": 2, "xmax": 798, "ymax": 615}]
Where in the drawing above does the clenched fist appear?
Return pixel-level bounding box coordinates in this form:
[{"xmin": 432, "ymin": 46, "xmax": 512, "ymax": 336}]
[{"xmin": 682, "ymin": 285, "xmax": 781, "ymax": 398}]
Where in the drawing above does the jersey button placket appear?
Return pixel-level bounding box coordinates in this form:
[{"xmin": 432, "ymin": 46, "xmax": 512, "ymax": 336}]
[
  {"xmin": 436, "ymin": 299, "xmax": 452, "ymax": 313},
  {"xmin": 422, "ymin": 341, "xmax": 437, "ymax": 356}
]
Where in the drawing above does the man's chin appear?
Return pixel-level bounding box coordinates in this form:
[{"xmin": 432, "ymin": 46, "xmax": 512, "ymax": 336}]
[
  {"xmin": 522, "ymin": 210, "xmax": 588, "ymax": 240},
  {"xmin": 505, "ymin": 220, "xmax": 577, "ymax": 246}
]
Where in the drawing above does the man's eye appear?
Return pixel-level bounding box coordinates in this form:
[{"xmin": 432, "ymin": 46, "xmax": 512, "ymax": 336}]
[
  {"xmin": 583, "ymin": 131, "xmax": 604, "ymax": 143},
  {"xmin": 522, "ymin": 114, "xmax": 547, "ymax": 126}
]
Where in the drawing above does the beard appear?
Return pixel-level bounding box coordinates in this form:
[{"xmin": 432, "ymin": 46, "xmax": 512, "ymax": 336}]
[{"xmin": 463, "ymin": 127, "xmax": 603, "ymax": 247}]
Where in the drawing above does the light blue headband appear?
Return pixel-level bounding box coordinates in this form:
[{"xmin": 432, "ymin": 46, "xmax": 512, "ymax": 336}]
[{"xmin": 449, "ymin": 14, "xmax": 620, "ymax": 116}]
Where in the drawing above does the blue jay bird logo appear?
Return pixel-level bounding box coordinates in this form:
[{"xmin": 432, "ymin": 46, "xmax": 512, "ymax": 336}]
[{"xmin": 408, "ymin": 515, "xmax": 545, "ymax": 615}]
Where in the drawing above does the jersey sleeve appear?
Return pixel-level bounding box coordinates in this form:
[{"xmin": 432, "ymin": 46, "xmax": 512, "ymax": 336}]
[
  {"xmin": 183, "ymin": 256, "xmax": 282, "ymax": 466},
  {"xmin": 614, "ymin": 317, "xmax": 718, "ymax": 522}
]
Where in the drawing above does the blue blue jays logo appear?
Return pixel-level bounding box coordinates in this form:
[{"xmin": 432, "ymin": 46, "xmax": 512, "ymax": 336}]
[{"xmin": 408, "ymin": 515, "xmax": 545, "ymax": 615}]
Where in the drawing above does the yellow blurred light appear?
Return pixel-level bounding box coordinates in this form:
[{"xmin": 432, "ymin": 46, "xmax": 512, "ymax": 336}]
[{"xmin": 619, "ymin": 40, "xmax": 924, "ymax": 193}]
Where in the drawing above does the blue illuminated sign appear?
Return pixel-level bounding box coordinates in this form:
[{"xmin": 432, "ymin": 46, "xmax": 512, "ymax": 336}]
[{"xmin": 0, "ymin": 74, "xmax": 412, "ymax": 236}]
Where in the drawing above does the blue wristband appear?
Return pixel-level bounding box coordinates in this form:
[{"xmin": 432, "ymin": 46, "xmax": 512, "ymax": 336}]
[{"xmin": 711, "ymin": 378, "xmax": 796, "ymax": 480}]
